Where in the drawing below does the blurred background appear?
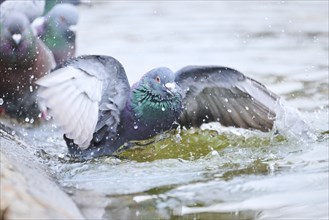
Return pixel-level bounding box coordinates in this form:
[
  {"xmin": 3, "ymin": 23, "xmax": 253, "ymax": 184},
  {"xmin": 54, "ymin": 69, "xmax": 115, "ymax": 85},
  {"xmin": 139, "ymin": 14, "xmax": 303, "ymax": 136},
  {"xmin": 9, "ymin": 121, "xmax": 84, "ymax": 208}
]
[{"xmin": 77, "ymin": 1, "xmax": 328, "ymax": 88}]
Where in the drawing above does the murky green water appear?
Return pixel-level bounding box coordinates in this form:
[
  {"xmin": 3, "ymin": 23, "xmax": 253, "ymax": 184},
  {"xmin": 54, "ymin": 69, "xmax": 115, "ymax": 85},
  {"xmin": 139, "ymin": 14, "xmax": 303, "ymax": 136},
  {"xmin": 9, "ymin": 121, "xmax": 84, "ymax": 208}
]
[{"xmin": 1, "ymin": 1, "xmax": 328, "ymax": 219}]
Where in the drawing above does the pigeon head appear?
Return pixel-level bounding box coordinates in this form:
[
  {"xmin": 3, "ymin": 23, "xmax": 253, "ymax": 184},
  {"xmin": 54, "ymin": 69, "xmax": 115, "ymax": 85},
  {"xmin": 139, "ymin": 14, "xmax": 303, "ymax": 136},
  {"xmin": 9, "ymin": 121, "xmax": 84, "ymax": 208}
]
[
  {"xmin": 0, "ymin": 13, "xmax": 37, "ymax": 62},
  {"xmin": 130, "ymin": 67, "xmax": 183, "ymax": 130},
  {"xmin": 140, "ymin": 67, "xmax": 179, "ymax": 100}
]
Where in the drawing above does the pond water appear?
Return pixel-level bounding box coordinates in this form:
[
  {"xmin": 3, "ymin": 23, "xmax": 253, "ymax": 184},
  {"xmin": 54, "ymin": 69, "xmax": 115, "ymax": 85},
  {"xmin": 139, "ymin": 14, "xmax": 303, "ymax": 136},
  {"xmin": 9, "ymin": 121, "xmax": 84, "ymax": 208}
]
[{"xmin": 1, "ymin": 1, "xmax": 328, "ymax": 219}]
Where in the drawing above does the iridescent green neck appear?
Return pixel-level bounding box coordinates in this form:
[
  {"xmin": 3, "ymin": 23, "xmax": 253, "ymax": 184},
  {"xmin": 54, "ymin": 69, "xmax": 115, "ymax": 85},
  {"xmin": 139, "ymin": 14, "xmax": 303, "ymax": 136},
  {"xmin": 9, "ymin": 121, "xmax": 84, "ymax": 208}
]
[
  {"xmin": 131, "ymin": 83, "xmax": 182, "ymax": 125},
  {"xmin": 42, "ymin": 21, "xmax": 71, "ymax": 50}
]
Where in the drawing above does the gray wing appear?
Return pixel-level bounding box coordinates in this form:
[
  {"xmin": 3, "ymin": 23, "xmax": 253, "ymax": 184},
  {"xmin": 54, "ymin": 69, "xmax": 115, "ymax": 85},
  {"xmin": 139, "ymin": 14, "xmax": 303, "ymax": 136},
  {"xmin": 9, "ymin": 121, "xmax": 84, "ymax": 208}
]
[
  {"xmin": 175, "ymin": 66, "xmax": 279, "ymax": 132},
  {"xmin": 36, "ymin": 55, "xmax": 130, "ymax": 149}
]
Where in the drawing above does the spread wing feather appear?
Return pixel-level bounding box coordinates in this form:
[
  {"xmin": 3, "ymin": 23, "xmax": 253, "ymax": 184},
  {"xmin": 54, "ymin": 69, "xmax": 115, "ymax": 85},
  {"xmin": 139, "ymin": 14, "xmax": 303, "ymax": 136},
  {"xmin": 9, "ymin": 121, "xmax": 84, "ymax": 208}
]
[
  {"xmin": 36, "ymin": 55, "xmax": 130, "ymax": 149},
  {"xmin": 175, "ymin": 66, "xmax": 279, "ymax": 131}
]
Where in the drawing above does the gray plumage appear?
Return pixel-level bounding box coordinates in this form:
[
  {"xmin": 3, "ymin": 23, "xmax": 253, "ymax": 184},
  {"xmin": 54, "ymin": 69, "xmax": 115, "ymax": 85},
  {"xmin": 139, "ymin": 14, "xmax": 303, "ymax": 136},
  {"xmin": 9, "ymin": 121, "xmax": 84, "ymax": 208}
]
[
  {"xmin": 176, "ymin": 66, "xmax": 278, "ymax": 131},
  {"xmin": 0, "ymin": 12, "xmax": 55, "ymax": 121}
]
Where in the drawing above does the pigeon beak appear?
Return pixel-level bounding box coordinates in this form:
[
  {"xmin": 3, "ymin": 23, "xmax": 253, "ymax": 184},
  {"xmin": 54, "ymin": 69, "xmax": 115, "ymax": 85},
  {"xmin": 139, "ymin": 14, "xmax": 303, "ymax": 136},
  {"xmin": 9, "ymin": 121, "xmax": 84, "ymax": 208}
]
[
  {"xmin": 12, "ymin": 34, "xmax": 22, "ymax": 45},
  {"xmin": 165, "ymin": 82, "xmax": 176, "ymax": 95},
  {"xmin": 69, "ymin": 25, "xmax": 77, "ymax": 33}
]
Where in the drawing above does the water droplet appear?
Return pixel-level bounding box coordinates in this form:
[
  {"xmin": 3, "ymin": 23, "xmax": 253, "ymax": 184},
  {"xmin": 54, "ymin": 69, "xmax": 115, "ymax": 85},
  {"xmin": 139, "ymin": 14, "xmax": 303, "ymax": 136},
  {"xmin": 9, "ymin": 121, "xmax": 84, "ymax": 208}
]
[
  {"xmin": 25, "ymin": 117, "xmax": 30, "ymax": 122},
  {"xmin": 211, "ymin": 150, "xmax": 219, "ymax": 156},
  {"xmin": 0, "ymin": 98, "xmax": 3, "ymax": 105},
  {"xmin": 267, "ymin": 112, "xmax": 275, "ymax": 120},
  {"xmin": 11, "ymin": 131, "xmax": 16, "ymax": 135},
  {"xmin": 245, "ymin": 106, "xmax": 249, "ymax": 110},
  {"xmin": 227, "ymin": 109, "xmax": 232, "ymax": 113},
  {"xmin": 161, "ymin": 107, "xmax": 165, "ymax": 111},
  {"xmin": 134, "ymin": 125, "xmax": 138, "ymax": 130},
  {"xmin": 224, "ymin": 98, "xmax": 228, "ymax": 102}
]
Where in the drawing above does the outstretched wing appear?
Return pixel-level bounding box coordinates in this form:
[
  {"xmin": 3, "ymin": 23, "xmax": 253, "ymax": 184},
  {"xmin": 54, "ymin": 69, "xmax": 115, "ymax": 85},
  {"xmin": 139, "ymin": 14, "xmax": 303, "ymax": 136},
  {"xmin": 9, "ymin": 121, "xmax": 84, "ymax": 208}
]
[
  {"xmin": 36, "ymin": 55, "xmax": 130, "ymax": 149},
  {"xmin": 175, "ymin": 66, "xmax": 279, "ymax": 131}
]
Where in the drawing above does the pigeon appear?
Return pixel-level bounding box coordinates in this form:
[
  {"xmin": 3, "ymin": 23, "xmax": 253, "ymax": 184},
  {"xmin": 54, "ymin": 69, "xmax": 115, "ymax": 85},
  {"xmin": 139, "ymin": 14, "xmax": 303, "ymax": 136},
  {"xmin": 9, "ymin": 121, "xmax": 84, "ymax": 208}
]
[
  {"xmin": 33, "ymin": 3, "xmax": 79, "ymax": 65},
  {"xmin": 0, "ymin": 0, "xmax": 45, "ymax": 23},
  {"xmin": 36, "ymin": 55, "xmax": 279, "ymax": 160},
  {"xmin": 0, "ymin": 12, "xmax": 56, "ymax": 122}
]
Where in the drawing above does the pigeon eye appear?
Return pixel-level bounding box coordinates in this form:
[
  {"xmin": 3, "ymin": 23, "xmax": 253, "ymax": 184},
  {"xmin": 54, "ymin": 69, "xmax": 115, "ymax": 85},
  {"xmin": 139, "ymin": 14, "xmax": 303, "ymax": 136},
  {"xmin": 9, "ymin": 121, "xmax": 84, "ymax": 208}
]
[
  {"xmin": 155, "ymin": 76, "xmax": 161, "ymax": 83},
  {"xmin": 60, "ymin": 16, "xmax": 67, "ymax": 23}
]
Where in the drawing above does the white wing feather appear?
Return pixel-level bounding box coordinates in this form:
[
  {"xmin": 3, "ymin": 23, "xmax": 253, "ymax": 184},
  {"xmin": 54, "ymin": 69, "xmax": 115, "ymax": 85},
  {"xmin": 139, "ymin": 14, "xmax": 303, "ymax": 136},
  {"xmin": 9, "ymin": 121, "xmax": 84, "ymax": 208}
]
[{"xmin": 37, "ymin": 66, "xmax": 103, "ymax": 149}]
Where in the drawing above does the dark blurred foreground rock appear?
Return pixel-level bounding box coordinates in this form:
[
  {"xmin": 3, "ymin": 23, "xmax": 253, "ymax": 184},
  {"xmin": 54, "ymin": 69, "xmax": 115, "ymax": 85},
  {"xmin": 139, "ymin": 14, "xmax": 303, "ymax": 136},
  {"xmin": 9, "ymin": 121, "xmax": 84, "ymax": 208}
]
[{"xmin": 0, "ymin": 127, "xmax": 84, "ymax": 219}]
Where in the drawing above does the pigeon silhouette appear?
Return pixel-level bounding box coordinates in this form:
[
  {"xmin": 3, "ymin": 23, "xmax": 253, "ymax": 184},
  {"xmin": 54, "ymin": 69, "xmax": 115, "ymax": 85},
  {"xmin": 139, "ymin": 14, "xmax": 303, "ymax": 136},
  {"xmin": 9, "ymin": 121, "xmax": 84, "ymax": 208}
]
[
  {"xmin": 0, "ymin": 13, "xmax": 55, "ymax": 121},
  {"xmin": 33, "ymin": 3, "xmax": 79, "ymax": 65},
  {"xmin": 36, "ymin": 55, "xmax": 279, "ymax": 160}
]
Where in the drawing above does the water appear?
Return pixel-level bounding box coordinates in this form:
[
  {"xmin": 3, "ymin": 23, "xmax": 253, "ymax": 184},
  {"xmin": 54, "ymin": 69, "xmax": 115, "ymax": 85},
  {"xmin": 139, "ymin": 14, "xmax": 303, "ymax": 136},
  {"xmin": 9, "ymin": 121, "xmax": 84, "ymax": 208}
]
[{"xmin": 1, "ymin": 1, "xmax": 328, "ymax": 219}]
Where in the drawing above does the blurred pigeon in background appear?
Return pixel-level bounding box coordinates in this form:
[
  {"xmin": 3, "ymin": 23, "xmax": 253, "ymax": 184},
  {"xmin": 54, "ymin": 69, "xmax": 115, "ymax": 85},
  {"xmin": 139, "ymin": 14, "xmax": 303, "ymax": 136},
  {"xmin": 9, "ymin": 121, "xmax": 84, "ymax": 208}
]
[
  {"xmin": 0, "ymin": 12, "xmax": 55, "ymax": 122},
  {"xmin": 33, "ymin": 3, "xmax": 79, "ymax": 65},
  {"xmin": 0, "ymin": 0, "xmax": 45, "ymax": 22}
]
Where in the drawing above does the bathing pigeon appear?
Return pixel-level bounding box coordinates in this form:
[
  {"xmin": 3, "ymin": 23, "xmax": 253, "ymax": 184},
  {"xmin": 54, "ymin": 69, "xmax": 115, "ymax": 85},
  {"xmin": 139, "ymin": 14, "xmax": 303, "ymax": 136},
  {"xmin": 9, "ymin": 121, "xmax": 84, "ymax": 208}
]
[
  {"xmin": 36, "ymin": 55, "xmax": 278, "ymax": 159},
  {"xmin": 33, "ymin": 3, "xmax": 79, "ymax": 65},
  {"xmin": 0, "ymin": 13, "xmax": 56, "ymax": 121},
  {"xmin": 0, "ymin": 0, "xmax": 45, "ymax": 23}
]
